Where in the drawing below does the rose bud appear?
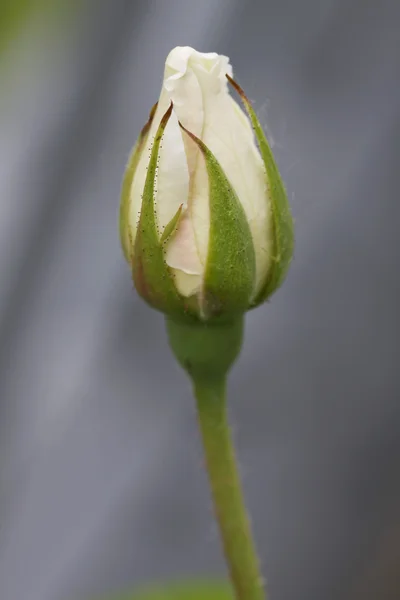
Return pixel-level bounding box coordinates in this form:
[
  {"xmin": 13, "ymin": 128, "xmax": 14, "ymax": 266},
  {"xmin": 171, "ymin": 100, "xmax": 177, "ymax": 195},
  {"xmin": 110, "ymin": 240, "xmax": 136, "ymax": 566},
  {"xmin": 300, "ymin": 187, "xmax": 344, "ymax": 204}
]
[{"xmin": 120, "ymin": 46, "xmax": 293, "ymax": 322}]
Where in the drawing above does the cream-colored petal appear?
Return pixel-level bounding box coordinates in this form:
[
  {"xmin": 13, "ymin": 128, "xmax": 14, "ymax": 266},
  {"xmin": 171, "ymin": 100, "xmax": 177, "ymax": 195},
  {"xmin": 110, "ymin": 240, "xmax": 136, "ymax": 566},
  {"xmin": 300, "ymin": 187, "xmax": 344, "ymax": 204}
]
[
  {"xmin": 154, "ymin": 107, "xmax": 189, "ymax": 235},
  {"xmin": 165, "ymin": 70, "xmax": 203, "ymax": 183},
  {"xmin": 184, "ymin": 137, "xmax": 210, "ymax": 267},
  {"xmin": 165, "ymin": 210, "xmax": 202, "ymax": 274},
  {"xmin": 165, "ymin": 209, "xmax": 203, "ymax": 297},
  {"xmin": 173, "ymin": 48, "xmax": 271, "ymax": 295},
  {"xmin": 162, "ymin": 48, "xmax": 234, "ymax": 272},
  {"xmin": 169, "ymin": 271, "xmax": 202, "ymax": 298}
]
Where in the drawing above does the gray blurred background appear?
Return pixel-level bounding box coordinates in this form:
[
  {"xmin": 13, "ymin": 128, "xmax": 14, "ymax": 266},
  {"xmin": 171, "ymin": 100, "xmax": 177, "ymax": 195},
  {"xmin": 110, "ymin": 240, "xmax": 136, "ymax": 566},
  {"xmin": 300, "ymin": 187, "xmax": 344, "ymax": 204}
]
[{"xmin": 0, "ymin": 0, "xmax": 399, "ymax": 599}]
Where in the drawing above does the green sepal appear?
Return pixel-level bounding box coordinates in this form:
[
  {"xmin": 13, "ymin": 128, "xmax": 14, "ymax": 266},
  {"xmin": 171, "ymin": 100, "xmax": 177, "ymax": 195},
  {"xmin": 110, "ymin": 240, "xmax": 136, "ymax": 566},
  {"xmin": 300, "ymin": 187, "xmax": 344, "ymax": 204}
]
[
  {"xmin": 119, "ymin": 103, "xmax": 157, "ymax": 262},
  {"xmin": 133, "ymin": 104, "xmax": 189, "ymax": 317},
  {"xmin": 180, "ymin": 124, "xmax": 256, "ymax": 319},
  {"xmin": 160, "ymin": 203, "xmax": 183, "ymax": 243},
  {"xmin": 227, "ymin": 75, "xmax": 294, "ymax": 306}
]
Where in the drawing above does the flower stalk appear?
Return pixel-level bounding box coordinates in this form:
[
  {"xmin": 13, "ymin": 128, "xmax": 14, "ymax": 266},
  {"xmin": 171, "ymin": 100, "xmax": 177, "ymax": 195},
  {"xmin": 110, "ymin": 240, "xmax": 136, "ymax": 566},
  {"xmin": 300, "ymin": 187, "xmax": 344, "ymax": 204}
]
[
  {"xmin": 166, "ymin": 316, "xmax": 264, "ymax": 600},
  {"xmin": 195, "ymin": 378, "xmax": 265, "ymax": 600}
]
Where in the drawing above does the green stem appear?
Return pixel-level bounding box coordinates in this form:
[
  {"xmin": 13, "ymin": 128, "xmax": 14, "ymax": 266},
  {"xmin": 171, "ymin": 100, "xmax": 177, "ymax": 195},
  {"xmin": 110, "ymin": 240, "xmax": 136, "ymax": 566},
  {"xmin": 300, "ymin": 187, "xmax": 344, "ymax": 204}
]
[
  {"xmin": 194, "ymin": 378, "xmax": 265, "ymax": 600},
  {"xmin": 166, "ymin": 316, "xmax": 265, "ymax": 599}
]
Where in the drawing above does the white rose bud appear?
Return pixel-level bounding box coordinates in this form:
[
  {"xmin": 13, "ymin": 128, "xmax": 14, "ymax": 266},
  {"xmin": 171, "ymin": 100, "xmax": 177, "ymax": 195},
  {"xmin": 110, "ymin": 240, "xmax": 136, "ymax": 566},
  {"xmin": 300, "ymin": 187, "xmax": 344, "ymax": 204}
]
[{"xmin": 120, "ymin": 46, "xmax": 293, "ymax": 322}]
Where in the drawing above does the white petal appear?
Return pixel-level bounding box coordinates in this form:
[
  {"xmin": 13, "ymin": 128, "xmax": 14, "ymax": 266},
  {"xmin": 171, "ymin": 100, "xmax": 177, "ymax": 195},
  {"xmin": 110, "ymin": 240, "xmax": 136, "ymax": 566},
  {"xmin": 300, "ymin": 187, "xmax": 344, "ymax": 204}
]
[
  {"xmin": 170, "ymin": 272, "xmax": 202, "ymax": 298},
  {"xmin": 162, "ymin": 47, "xmax": 272, "ymax": 296},
  {"xmin": 162, "ymin": 48, "xmax": 233, "ymax": 273},
  {"xmin": 164, "ymin": 47, "xmax": 204, "ymax": 180},
  {"xmin": 165, "ymin": 210, "xmax": 202, "ymax": 297},
  {"xmin": 155, "ymin": 107, "xmax": 189, "ymax": 235},
  {"xmin": 165, "ymin": 210, "xmax": 202, "ymax": 274}
]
